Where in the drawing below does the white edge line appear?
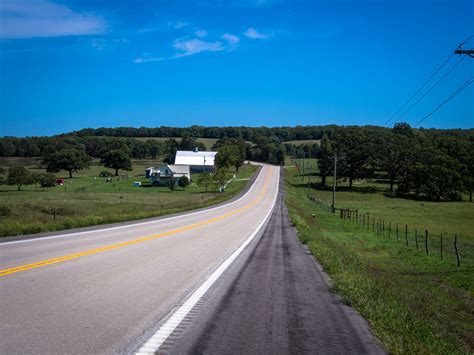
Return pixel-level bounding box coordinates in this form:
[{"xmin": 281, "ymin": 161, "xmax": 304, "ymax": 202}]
[
  {"xmin": 0, "ymin": 165, "xmax": 265, "ymax": 246},
  {"xmin": 135, "ymin": 167, "xmax": 279, "ymax": 354}
]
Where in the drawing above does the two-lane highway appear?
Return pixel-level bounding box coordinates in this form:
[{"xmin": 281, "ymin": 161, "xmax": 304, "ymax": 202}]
[{"xmin": 0, "ymin": 164, "xmax": 279, "ymax": 354}]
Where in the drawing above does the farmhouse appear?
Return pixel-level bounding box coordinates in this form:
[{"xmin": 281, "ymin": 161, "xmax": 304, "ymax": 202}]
[
  {"xmin": 174, "ymin": 150, "xmax": 217, "ymax": 172},
  {"xmin": 148, "ymin": 164, "xmax": 191, "ymax": 186}
]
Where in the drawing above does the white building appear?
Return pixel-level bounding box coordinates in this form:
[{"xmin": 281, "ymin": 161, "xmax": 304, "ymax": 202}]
[
  {"xmin": 174, "ymin": 150, "xmax": 217, "ymax": 172},
  {"xmin": 148, "ymin": 164, "xmax": 191, "ymax": 186}
]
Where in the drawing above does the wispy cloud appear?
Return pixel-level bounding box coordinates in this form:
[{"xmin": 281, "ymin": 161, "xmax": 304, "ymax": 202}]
[
  {"xmin": 173, "ymin": 37, "xmax": 224, "ymax": 58},
  {"xmin": 134, "ymin": 53, "xmax": 165, "ymax": 64},
  {"xmin": 90, "ymin": 38, "xmax": 129, "ymax": 51},
  {"xmin": 243, "ymin": 27, "xmax": 270, "ymax": 39},
  {"xmin": 170, "ymin": 21, "xmax": 189, "ymax": 29},
  {"xmin": 221, "ymin": 33, "xmax": 240, "ymax": 46},
  {"xmin": 195, "ymin": 29, "xmax": 208, "ymax": 38},
  {"xmin": 0, "ymin": 0, "xmax": 106, "ymax": 39}
]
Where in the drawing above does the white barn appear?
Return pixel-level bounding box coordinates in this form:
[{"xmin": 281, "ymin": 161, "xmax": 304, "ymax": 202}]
[{"xmin": 174, "ymin": 150, "xmax": 217, "ymax": 172}]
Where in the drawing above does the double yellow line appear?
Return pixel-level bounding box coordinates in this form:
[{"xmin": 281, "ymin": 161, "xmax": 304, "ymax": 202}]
[{"xmin": 0, "ymin": 168, "xmax": 273, "ymax": 278}]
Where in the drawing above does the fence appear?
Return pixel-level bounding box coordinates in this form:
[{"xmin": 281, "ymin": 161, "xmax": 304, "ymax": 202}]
[
  {"xmin": 337, "ymin": 207, "xmax": 467, "ymax": 267},
  {"xmin": 306, "ymin": 199, "xmax": 470, "ymax": 267}
]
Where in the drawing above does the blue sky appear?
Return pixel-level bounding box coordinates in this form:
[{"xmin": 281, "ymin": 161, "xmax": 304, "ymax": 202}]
[{"xmin": 0, "ymin": 0, "xmax": 472, "ymax": 137}]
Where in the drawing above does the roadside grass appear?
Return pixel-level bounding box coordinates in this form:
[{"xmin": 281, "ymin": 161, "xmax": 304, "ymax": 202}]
[
  {"xmin": 285, "ymin": 166, "xmax": 473, "ymax": 354},
  {"xmin": 0, "ymin": 157, "xmax": 256, "ymax": 237}
]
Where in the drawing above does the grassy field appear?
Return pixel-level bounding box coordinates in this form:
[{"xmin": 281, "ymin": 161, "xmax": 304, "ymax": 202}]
[
  {"xmin": 285, "ymin": 164, "xmax": 473, "ymax": 353},
  {"xmin": 0, "ymin": 157, "xmax": 256, "ymax": 237},
  {"xmin": 283, "ymin": 139, "xmax": 321, "ymax": 146}
]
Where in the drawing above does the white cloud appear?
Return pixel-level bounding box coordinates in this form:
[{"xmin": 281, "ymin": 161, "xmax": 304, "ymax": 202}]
[
  {"xmin": 221, "ymin": 33, "xmax": 240, "ymax": 45},
  {"xmin": 243, "ymin": 27, "xmax": 270, "ymax": 39},
  {"xmin": 171, "ymin": 21, "xmax": 189, "ymax": 29},
  {"xmin": 91, "ymin": 38, "xmax": 129, "ymax": 51},
  {"xmin": 0, "ymin": 0, "xmax": 106, "ymax": 39},
  {"xmin": 173, "ymin": 38, "xmax": 224, "ymax": 58},
  {"xmin": 195, "ymin": 29, "xmax": 208, "ymax": 38},
  {"xmin": 134, "ymin": 53, "xmax": 165, "ymax": 64}
]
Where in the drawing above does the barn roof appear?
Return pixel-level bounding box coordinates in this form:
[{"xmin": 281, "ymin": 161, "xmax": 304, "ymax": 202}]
[{"xmin": 174, "ymin": 150, "xmax": 217, "ymax": 166}]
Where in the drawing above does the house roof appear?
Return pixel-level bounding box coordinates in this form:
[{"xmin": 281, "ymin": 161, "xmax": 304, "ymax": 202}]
[
  {"xmin": 168, "ymin": 164, "xmax": 190, "ymax": 174},
  {"xmin": 174, "ymin": 150, "xmax": 217, "ymax": 166}
]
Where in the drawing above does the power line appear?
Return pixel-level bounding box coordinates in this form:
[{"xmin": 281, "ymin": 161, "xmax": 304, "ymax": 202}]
[
  {"xmin": 384, "ymin": 35, "xmax": 473, "ymax": 127},
  {"xmin": 384, "ymin": 52, "xmax": 455, "ymax": 126},
  {"xmin": 414, "ymin": 77, "xmax": 473, "ymax": 127},
  {"xmin": 397, "ymin": 55, "xmax": 466, "ymax": 121}
]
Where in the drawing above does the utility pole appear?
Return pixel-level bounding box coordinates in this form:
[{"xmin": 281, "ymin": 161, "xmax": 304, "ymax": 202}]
[
  {"xmin": 455, "ymin": 37, "xmax": 474, "ymax": 57},
  {"xmin": 307, "ymin": 162, "xmax": 311, "ymax": 198},
  {"xmin": 331, "ymin": 153, "xmax": 337, "ymax": 213}
]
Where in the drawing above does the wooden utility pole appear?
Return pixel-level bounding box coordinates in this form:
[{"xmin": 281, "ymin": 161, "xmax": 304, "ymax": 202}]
[{"xmin": 331, "ymin": 154, "xmax": 337, "ymax": 213}]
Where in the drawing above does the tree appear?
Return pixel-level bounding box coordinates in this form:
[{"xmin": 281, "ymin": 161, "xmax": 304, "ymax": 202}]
[
  {"xmin": 178, "ymin": 175, "xmax": 190, "ymax": 190},
  {"xmin": 397, "ymin": 148, "xmax": 463, "ymax": 201},
  {"xmin": 44, "ymin": 148, "xmax": 91, "ymax": 178},
  {"xmin": 163, "ymin": 139, "xmax": 179, "ymax": 164},
  {"xmin": 334, "ymin": 128, "xmax": 373, "ymax": 188},
  {"xmin": 318, "ymin": 135, "xmax": 333, "ymax": 186},
  {"xmin": 145, "ymin": 139, "xmax": 162, "ymax": 159},
  {"xmin": 100, "ymin": 149, "xmax": 132, "ymax": 176},
  {"xmin": 215, "ymin": 145, "xmax": 243, "ymax": 170},
  {"xmin": 6, "ymin": 166, "xmax": 34, "ymax": 191},
  {"xmin": 213, "ymin": 168, "xmax": 231, "ymax": 192},
  {"xmin": 38, "ymin": 172, "xmax": 57, "ymax": 188},
  {"xmin": 197, "ymin": 172, "xmax": 212, "ymax": 192}
]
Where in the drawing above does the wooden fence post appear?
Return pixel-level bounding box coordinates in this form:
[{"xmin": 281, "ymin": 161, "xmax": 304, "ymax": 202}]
[
  {"xmin": 440, "ymin": 234, "xmax": 443, "ymax": 260},
  {"xmin": 382, "ymin": 220, "xmax": 385, "ymax": 236},
  {"xmin": 405, "ymin": 224, "xmax": 408, "ymax": 246},
  {"xmin": 372, "ymin": 217, "xmax": 375, "ymax": 232},
  {"xmin": 425, "ymin": 230, "xmax": 429, "ymax": 255},
  {"xmin": 454, "ymin": 235, "xmax": 460, "ymax": 267},
  {"xmin": 388, "ymin": 221, "xmax": 391, "ymax": 238},
  {"xmin": 415, "ymin": 229, "xmax": 418, "ymax": 251},
  {"xmin": 396, "ymin": 224, "xmax": 400, "ymax": 243}
]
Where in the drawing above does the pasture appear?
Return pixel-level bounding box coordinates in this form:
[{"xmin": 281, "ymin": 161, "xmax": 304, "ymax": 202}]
[
  {"xmin": 285, "ymin": 164, "xmax": 473, "ymax": 353},
  {"xmin": 0, "ymin": 157, "xmax": 256, "ymax": 237}
]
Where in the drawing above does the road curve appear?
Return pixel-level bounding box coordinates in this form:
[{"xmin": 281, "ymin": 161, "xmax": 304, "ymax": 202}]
[{"xmin": 0, "ymin": 164, "xmax": 279, "ymax": 354}]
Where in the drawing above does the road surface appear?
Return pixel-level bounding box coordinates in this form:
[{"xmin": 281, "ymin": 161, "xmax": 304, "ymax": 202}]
[
  {"xmin": 171, "ymin": 170, "xmax": 384, "ymax": 354},
  {"xmin": 0, "ymin": 164, "xmax": 279, "ymax": 354},
  {"xmin": 1, "ymin": 165, "xmax": 383, "ymax": 354}
]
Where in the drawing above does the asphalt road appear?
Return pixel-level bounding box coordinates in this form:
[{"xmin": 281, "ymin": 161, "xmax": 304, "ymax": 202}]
[
  {"xmin": 0, "ymin": 164, "xmax": 279, "ymax": 354},
  {"xmin": 170, "ymin": 170, "xmax": 385, "ymax": 354}
]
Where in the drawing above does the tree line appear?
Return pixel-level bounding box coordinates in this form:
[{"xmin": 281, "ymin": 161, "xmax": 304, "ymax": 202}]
[{"xmin": 285, "ymin": 123, "xmax": 473, "ymax": 202}]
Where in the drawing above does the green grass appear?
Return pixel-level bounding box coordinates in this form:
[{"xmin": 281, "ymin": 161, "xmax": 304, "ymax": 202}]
[
  {"xmin": 283, "ymin": 139, "xmax": 321, "ymax": 146},
  {"xmin": 0, "ymin": 157, "xmax": 256, "ymax": 237},
  {"xmin": 285, "ymin": 165, "xmax": 473, "ymax": 354}
]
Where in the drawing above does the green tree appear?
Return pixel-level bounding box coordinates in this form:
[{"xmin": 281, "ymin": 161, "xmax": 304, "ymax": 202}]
[
  {"xmin": 6, "ymin": 166, "xmax": 34, "ymax": 191},
  {"xmin": 38, "ymin": 172, "xmax": 57, "ymax": 188},
  {"xmin": 197, "ymin": 172, "xmax": 212, "ymax": 192},
  {"xmin": 178, "ymin": 175, "xmax": 190, "ymax": 190},
  {"xmin": 100, "ymin": 149, "xmax": 132, "ymax": 176},
  {"xmin": 44, "ymin": 148, "xmax": 91, "ymax": 178},
  {"xmin": 163, "ymin": 139, "xmax": 179, "ymax": 164},
  {"xmin": 334, "ymin": 128, "xmax": 373, "ymax": 188},
  {"xmin": 318, "ymin": 135, "xmax": 333, "ymax": 186},
  {"xmin": 145, "ymin": 139, "xmax": 162, "ymax": 159},
  {"xmin": 215, "ymin": 145, "xmax": 243, "ymax": 170},
  {"xmin": 213, "ymin": 168, "xmax": 231, "ymax": 192}
]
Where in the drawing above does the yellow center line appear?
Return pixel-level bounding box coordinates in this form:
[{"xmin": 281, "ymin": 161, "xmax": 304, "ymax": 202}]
[{"xmin": 0, "ymin": 167, "xmax": 273, "ymax": 278}]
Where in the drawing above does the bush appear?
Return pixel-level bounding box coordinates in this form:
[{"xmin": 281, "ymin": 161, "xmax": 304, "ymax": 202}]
[
  {"xmin": 99, "ymin": 170, "xmax": 112, "ymax": 177},
  {"xmin": 0, "ymin": 205, "xmax": 12, "ymax": 217}
]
